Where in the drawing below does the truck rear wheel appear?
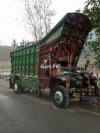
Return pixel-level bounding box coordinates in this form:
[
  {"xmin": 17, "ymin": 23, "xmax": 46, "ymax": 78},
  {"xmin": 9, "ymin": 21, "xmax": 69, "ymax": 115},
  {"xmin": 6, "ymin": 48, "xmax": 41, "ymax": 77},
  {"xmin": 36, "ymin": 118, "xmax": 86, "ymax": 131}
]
[
  {"xmin": 51, "ymin": 86, "xmax": 70, "ymax": 108},
  {"xmin": 14, "ymin": 82, "xmax": 21, "ymax": 94},
  {"xmin": 37, "ymin": 87, "xmax": 42, "ymax": 97}
]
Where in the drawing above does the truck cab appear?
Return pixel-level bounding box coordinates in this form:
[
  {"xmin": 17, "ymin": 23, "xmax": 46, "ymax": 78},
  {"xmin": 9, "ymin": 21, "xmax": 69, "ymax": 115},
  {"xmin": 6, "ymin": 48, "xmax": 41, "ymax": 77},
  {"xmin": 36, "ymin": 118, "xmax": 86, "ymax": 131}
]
[{"xmin": 38, "ymin": 13, "xmax": 98, "ymax": 108}]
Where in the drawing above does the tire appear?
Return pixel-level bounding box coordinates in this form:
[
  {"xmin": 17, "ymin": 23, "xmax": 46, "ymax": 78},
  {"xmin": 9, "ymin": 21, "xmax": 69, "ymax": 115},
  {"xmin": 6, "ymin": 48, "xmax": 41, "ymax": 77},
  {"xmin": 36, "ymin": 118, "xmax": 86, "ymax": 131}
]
[
  {"xmin": 13, "ymin": 82, "xmax": 21, "ymax": 94},
  {"xmin": 51, "ymin": 85, "xmax": 70, "ymax": 108},
  {"xmin": 37, "ymin": 87, "xmax": 42, "ymax": 97},
  {"xmin": 9, "ymin": 76, "xmax": 15, "ymax": 89}
]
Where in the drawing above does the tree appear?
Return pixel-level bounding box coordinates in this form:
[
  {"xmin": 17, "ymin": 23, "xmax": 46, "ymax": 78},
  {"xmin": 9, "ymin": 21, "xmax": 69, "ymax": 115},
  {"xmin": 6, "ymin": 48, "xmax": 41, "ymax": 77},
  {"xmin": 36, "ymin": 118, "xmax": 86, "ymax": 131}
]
[
  {"xmin": 20, "ymin": 40, "xmax": 26, "ymax": 46},
  {"xmin": 11, "ymin": 39, "xmax": 18, "ymax": 47},
  {"xmin": 83, "ymin": 0, "xmax": 100, "ymax": 67},
  {"xmin": 84, "ymin": 0, "xmax": 100, "ymax": 31},
  {"xmin": 20, "ymin": 40, "xmax": 31, "ymax": 46},
  {"xmin": 75, "ymin": 9, "xmax": 81, "ymax": 13},
  {"xmin": 24, "ymin": 0, "xmax": 56, "ymax": 41}
]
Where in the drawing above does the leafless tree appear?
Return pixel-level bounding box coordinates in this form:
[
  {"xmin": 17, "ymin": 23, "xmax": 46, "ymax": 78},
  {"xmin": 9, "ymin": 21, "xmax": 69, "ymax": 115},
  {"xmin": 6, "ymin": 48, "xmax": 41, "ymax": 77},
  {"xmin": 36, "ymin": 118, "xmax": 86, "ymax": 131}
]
[
  {"xmin": 24, "ymin": 0, "xmax": 56, "ymax": 41},
  {"xmin": 11, "ymin": 39, "xmax": 18, "ymax": 47}
]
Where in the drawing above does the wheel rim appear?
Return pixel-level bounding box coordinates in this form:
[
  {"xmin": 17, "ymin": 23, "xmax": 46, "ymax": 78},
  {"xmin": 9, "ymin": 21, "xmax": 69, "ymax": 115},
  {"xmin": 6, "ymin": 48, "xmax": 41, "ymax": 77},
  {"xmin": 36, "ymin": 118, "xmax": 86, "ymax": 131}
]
[
  {"xmin": 54, "ymin": 91, "xmax": 63, "ymax": 104},
  {"xmin": 14, "ymin": 83, "xmax": 18, "ymax": 91}
]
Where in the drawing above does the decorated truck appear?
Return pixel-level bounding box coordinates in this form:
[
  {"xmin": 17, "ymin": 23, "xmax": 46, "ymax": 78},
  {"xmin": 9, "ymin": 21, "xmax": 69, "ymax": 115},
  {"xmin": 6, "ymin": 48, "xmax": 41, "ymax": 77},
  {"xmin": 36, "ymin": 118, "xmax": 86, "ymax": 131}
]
[{"xmin": 9, "ymin": 12, "xmax": 99, "ymax": 108}]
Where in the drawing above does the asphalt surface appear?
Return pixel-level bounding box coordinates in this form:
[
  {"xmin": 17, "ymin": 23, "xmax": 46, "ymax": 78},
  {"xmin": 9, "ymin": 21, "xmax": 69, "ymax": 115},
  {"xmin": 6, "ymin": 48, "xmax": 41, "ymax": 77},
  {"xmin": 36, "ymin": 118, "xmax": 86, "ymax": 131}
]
[{"xmin": 0, "ymin": 79, "xmax": 100, "ymax": 133}]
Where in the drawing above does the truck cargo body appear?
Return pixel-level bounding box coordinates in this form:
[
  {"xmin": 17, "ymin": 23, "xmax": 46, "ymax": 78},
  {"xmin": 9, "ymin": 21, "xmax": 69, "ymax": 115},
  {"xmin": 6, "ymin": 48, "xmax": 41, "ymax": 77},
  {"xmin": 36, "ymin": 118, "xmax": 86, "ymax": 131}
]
[
  {"xmin": 10, "ymin": 13, "xmax": 99, "ymax": 108},
  {"xmin": 10, "ymin": 43, "xmax": 40, "ymax": 92}
]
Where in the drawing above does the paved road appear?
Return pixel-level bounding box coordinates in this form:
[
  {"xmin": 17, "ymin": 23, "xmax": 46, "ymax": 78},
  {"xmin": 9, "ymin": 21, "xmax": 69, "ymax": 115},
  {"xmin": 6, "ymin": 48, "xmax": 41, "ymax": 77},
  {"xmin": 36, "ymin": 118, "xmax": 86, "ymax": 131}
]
[{"xmin": 0, "ymin": 79, "xmax": 100, "ymax": 133}]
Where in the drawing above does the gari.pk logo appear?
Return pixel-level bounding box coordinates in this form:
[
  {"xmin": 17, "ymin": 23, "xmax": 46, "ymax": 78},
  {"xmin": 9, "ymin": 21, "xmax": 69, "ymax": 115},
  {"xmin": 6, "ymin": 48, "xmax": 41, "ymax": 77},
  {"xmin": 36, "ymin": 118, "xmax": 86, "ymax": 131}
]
[{"xmin": 40, "ymin": 63, "xmax": 61, "ymax": 69}]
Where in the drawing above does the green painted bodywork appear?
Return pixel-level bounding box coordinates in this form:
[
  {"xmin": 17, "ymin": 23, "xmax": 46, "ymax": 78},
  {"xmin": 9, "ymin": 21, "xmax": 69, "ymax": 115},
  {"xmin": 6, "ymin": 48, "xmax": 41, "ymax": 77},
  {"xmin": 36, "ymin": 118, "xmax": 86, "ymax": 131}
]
[
  {"xmin": 11, "ymin": 44, "xmax": 39, "ymax": 76},
  {"xmin": 20, "ymin": 77, "xmax": 39, "ymax": 92},
  {"xmin": 10, "ymin": 43, "xmax": 40, "ymax": 91}
]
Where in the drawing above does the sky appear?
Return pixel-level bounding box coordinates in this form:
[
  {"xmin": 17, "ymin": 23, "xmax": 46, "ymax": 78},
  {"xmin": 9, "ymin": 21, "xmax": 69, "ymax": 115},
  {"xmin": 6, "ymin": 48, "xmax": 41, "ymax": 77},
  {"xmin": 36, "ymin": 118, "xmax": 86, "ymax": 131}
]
[{"xmin": 0, "ymin": 0, "xmax": 86, "ymax": 46}]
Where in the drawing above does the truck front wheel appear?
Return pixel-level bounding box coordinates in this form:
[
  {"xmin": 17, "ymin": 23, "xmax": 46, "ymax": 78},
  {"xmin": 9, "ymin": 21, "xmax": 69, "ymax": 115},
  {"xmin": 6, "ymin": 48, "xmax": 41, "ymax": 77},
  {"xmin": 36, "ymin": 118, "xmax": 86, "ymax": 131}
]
[{"xmin": 51, "ymin": 86, "xmax": 70, "ymax": 108}]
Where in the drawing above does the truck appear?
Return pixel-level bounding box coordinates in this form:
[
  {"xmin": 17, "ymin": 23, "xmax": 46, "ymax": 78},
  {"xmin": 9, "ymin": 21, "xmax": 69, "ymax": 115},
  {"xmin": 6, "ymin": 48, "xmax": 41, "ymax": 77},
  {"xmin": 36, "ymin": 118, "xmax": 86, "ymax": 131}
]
[{"xmin": 9, "ymin": 12, "xmax": 100, "ymax": 108}]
